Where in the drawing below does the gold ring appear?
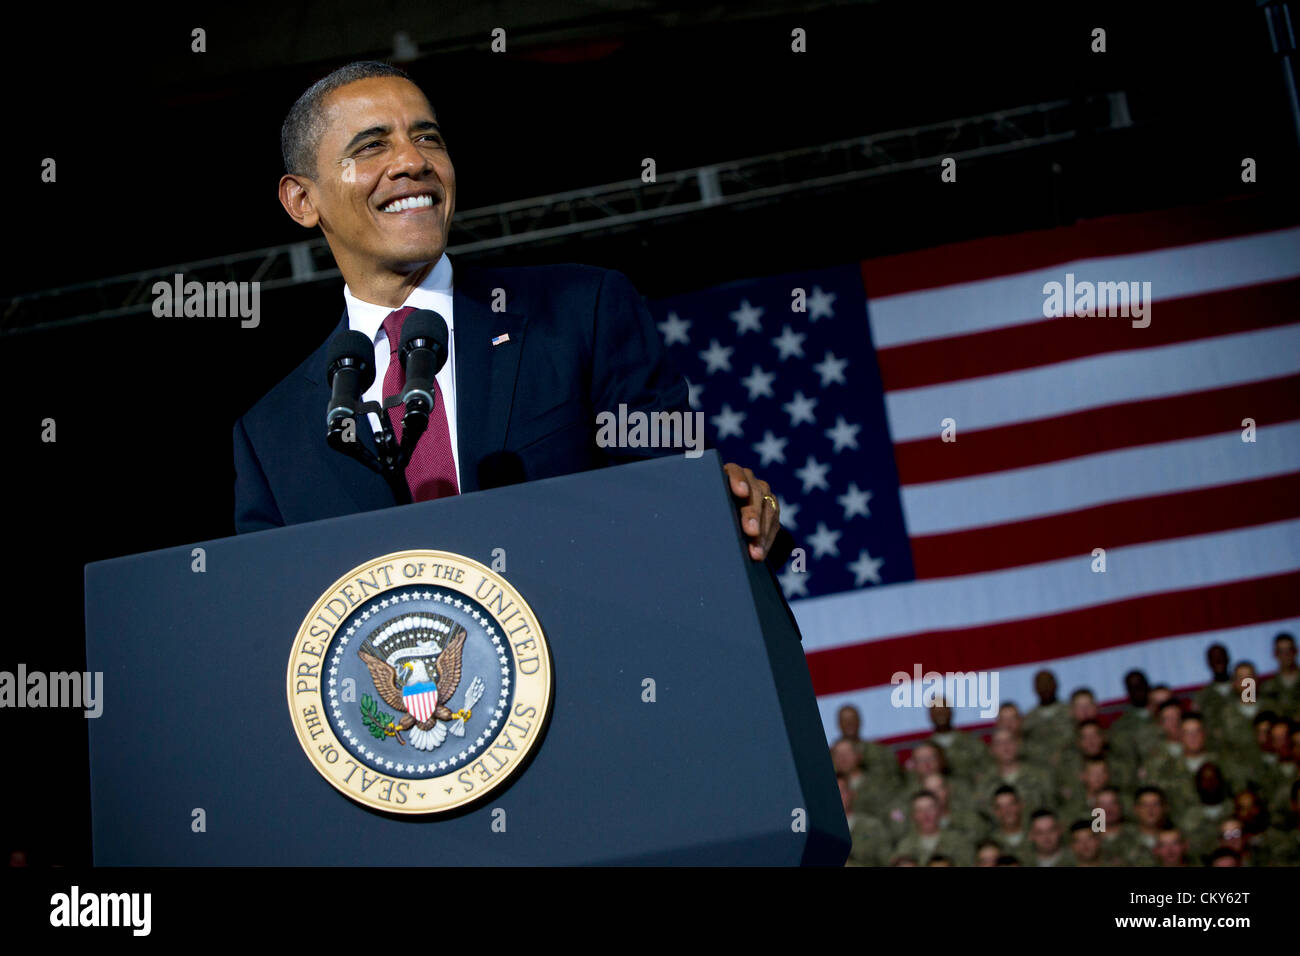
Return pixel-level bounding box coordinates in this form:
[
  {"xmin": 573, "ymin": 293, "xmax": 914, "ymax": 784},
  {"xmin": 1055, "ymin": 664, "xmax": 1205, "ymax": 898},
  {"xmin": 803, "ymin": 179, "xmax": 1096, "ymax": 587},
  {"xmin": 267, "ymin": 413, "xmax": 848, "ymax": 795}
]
[{"xmin": 763, "ymin": 494, "xmax": 778, "ymax": 512}]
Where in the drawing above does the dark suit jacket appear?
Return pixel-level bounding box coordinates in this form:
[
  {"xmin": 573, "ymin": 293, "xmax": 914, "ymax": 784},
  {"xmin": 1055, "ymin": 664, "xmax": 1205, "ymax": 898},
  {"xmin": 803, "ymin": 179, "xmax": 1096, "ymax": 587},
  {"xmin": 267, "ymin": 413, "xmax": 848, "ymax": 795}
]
[{"xmin": 233, "ymin": 260, "xmax": 793, "ymax": 566}]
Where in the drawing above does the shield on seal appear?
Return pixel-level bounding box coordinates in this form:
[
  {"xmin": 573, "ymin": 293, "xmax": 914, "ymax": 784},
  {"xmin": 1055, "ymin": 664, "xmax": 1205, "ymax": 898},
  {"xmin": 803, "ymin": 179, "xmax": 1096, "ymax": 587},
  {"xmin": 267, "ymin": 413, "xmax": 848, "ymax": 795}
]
[{"xmin": 403, "ymin": 681, "xmax": 439, "ymax": 723}]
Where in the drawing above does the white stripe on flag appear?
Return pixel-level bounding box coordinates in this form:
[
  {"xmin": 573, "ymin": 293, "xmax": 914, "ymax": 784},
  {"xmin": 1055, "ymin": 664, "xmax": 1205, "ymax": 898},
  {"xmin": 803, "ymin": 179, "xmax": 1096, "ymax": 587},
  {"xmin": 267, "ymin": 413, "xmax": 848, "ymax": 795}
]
[
  {"xmin": 884, "ymin": 323, "xmax": 1300, "ymax": 442},
  {"xmin": 867, "ymin": 227, "xmax": 1300, "ymax": 348},
  {"xmin": 899, "ymin": 423, "xmax": 1300, "ymax": 535},
  {"xmin": 793, "ymin": 518, "xmax": 1300, "ymax": 653}
]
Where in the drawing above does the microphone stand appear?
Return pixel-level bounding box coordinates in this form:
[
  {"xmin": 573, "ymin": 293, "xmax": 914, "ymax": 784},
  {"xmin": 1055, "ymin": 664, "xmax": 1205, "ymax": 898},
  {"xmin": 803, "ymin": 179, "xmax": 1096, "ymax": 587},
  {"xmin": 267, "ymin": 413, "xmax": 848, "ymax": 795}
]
[{"xmin": 326, "ymin": 396, "xmax": 431, "ymax": 506}]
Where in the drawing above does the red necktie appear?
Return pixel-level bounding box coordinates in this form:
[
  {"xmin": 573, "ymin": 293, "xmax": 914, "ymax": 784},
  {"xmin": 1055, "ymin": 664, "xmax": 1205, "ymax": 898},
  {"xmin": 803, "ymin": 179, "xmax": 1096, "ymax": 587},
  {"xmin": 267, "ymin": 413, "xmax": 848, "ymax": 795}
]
[{"xmin": 381, "ymin": 306, "xmax": 459, "ymax": 501}]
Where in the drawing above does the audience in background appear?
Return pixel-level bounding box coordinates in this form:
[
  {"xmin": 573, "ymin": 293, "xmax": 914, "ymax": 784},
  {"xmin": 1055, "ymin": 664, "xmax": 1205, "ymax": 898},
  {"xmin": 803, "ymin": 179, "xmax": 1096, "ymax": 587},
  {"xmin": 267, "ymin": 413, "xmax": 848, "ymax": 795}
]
[{"xmin": 833, "ymin": 631, "xmax": 1300, "ymax": 866}]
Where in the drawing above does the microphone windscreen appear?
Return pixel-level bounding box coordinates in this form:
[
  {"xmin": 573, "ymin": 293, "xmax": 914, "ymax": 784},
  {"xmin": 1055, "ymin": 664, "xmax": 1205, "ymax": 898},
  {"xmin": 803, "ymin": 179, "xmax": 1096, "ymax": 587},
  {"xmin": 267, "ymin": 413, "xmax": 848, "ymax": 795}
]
[
  {"xmin": 326, "ymin": 330, "xmax": 377, "ymax": 392},
  {"xmin": 400, "ymin": 310, "xmax": 450, "ymax": 373}
]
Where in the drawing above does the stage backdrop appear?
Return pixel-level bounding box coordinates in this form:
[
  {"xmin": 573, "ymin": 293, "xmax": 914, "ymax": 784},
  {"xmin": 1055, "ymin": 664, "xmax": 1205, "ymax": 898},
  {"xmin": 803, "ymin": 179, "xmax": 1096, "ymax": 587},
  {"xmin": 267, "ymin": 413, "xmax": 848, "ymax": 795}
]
[{"xmin": 646, "ymin": 198, "xmax": 1300, "ymax": 744}]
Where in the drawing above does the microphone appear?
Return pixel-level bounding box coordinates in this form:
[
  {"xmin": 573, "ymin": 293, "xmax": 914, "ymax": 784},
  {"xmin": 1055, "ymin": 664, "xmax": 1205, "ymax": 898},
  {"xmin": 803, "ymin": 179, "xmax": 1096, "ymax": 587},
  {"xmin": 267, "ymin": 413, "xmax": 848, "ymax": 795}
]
[
  {"xmin": 325, "ymin": 331, "xmax": 376, "ymax": 429},
  {"xmin": 398, "ymin": 309, "xmax": 450, "ymax": 416}
]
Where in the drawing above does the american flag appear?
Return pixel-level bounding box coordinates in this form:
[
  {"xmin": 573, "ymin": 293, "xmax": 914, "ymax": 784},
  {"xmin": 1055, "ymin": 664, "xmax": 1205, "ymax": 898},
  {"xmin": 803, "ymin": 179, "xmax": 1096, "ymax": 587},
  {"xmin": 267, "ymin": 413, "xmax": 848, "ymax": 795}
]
[{"xmin": 647, "ymin": 200, "xmax": 1300, "ymax": 745}]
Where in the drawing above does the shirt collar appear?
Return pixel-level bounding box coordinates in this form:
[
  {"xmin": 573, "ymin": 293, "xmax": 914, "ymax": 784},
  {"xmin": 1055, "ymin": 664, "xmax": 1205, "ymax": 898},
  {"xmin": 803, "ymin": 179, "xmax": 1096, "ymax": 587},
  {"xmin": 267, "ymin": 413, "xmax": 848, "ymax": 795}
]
[{"xmin": 343, "ymin": 252, "xmax": 454, "ymax": 344}]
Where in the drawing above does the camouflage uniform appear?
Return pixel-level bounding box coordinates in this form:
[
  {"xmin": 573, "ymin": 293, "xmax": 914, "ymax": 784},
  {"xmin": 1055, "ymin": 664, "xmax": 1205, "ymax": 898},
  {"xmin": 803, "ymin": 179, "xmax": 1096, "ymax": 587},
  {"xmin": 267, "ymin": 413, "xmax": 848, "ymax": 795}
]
[
  {"xmin": 974, "ymin": 765, "xmax": 1056, "ymax": 822},
  {"xmin": 1100, "ymin": 826, "xmax": 1156, "ymax": 866},
  {"xmin": 891, "ymin": 828, "xmax": 974, "ymax": 867},
  {"xmin": 1023, "ymin": 702, "xmax": 1074, "ymax": 764},
  {"xmin": 1195, "ymin": 680, "xmax": 1234, "ymax": 725},
  {"xmin": 924, "ymin": 730, "xmax": 991, "ymax": 783},
  {"xmin": 1109, "ymin": 708, "xmax": 1163, "ymax": 768},
  {"xmin": 1176, "ymin": 800, "xmax": 1235, "ymax": 864},
  {"xmin": 1260, "ymin": 671, "xmax": 1300, "ymax": 720},
  {"xmin": 844, "ymin": 812, "xmax": 893, "ymax": 867}
]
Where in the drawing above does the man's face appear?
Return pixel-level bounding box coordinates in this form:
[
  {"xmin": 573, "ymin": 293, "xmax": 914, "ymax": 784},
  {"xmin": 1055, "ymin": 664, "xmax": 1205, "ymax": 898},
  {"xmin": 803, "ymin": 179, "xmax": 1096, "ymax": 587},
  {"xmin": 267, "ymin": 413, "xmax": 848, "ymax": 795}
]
[
  {"xmin": 1154, "ymin": 831, "xmax": 1185, "ymax": 866},
  {"xmin": 830, "ymin": 741, "xmax": 859, "ymax": 774},
  {"xmin": 1071, "ymin": 828, "xmax": 1101, "ymax": 862},
  {"xmin": 1147, "ymin": 687, "xmax": 1171, "ymax": 716},
  {"xmin": 991, "ymin": 729, "xmax": 1018, "ymax": 764},
  {"xmin": 1207, "ymin": 645, "xmax": 1228, "ymax": 675},
  {"xmin": 996, "ymin": 704, "xmax": 1022, "ymax": 736},
  {"xmin": 928, "ymin": 704, "xmax": 952, "ymax": 730},
  {"xmin": 976, "ymin": 844, "xmax": 1001, "ymax": 866},
  {"xmin": 837, "ymin": 706, "xmax": 860, "ymax": 739},
  {"xmin": 911, "ymin": 744, "xmax": 941, "ymax": 777},
  {"xmin": 1078, "ymin": 725, "xmax": 1104, "ymax": 757},
  {"xmin": 994, "ymin": 793, "xmax": 1022, "ymax": 829},
  {"xmin": 1159, "ymin": 705, "xmax": 1183, "ymax": 741},
  {"xmin": 1234, "ymin": 664, "xmax": 1255, "ymax": 696},
  {"xmin": 1125, "ymin": 672, "xmax": 1149, "ymax": 707},
  {"xmin": 1270, "ymin": 723, "xmax": 1293, "ymax": 759},
  {"xmin": 287, "ymin": 76, "xmax": 456, "ymax": 283},
  {"xmin": 921, "ymin": 774, "xmax": 949, "ymax": 811},
  {"xmin": 1082, "ymin": 762, "xmax": 1109, "ymax": 793},
  {"xmin": 1195, "ymin": 764, "xmax": 1223, "ymax": 799},
  {"xmin": 1277, "ymin": 637, "xmax": 1297, "ymax": 669},
  {"xmin": 1180, "ymin": 720, "xmax": 1206, "ymax": 755},
  {"xmin": 1034, "ymin": 671, "xmax": 1057, "ymax": 703},
  {"xmin": 911, "ymin": 796, "xmax": 939, "ymax": 833},
  {"xmin": 1071, "ymin": 694, "xmax": 1098, "ymax": 723},
  {"xmin": 1135, "ymin": 793, "xmax": 1165, "ymax": 828},
  {"xmin": 1218, "ymin": 819, "xmax": 1244, "ymax": 853},
  {"xmin": 1233, "ymin": 792, "xmax": 1261, "ymax": 826},
  {"xmin": 1029, "ymin": 816, "xmax": 1060, "ymax": 854},
  {"xmin": 1256, "ymin": 719, "xmax": 1274, "ymax": 750},
  {"xmin": 1097, "ymin": 790, "xmax": 1122, "ymax": 824}
]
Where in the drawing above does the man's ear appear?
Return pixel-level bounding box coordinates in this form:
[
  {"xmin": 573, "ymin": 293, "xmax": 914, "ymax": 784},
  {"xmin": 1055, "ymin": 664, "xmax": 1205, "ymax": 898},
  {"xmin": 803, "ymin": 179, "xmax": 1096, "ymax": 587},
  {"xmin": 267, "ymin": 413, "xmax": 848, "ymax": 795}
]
[{"xmin": 278, "ymin": 173, "xmax": 320, "ymax": 228}]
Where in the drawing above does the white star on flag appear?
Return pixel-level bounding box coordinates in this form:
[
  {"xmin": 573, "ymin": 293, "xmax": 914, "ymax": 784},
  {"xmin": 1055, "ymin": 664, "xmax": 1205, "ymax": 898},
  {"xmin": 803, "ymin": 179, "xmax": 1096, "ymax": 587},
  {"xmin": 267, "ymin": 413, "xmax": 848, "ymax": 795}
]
[
  {"xmin": 699, "ymin": 339, "xmax": 734, "ymax": 374},
  {"xmin": 658, "ymin": 310, "xmax": 691, "ymax": 345},
  {"xmin": 825, "ymin": 415, "xmax": 861, "ymax": 452},
  {"xmin": 849, "ymin": 549, "xmax": 885, "ymax": 586},
  {"xmin": 778, "ymin": 567, "xmax": 810, "ymax": 598},
  {"xmin": 794, "ymin": 455, "xmax": 831, "ymax": 493},
  {"xmin": 730, "ymin": 299, "xmax": 764, "ymax": 334},
  {"xmin": 806, "ymin": 521, "xmax": 843, "ymax": 558},
  {"xmin": 711, "ymin": 404, "xmax": 747, "ymax": 439},
  {"xmin": 837, "ymin": 483, "xmax": 873, "ymax": 520},
  {"xmin": 740, "ymin": 364, "xmax": 776, "ymax": 400},
  {"xmin": 752, "ymin": 430, "xmax": 789, "ymax": 466},
  {"xmin": 772, "ymin": 325, "xmax": 807, "ymax": 360},
  {"xmin": 783, "ymin": 391, "xmax": 818, "ymax": 426},
  {"xmin": 813, "ymin": 351, "xmax": 849, "ymax": 386},
  {"xmin": 776, "ymin": 495, "xmax": 800, "ymax": 530},
  {"xmin": 807, "ymin": 285, "xmax": 837, "ymax": 320}
]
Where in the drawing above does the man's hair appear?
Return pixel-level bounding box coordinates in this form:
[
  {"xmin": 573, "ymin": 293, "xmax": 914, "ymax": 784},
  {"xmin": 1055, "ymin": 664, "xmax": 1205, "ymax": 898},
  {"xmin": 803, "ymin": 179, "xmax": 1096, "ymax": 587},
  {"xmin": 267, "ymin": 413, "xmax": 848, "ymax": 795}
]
[
  {"xmin": 1135, "ymin": 785, "xmax": 1166, "ymax": 802},
  {"xmin": 1070, "ymin": 687, "xmax": 1095, "ymax": 701},
  {"xmin": 1029, "ymin": 808, "xmax": 1057, "ymax": 822},
  {"xmin": 281, "ymin": 60, "xmax": 414, "ymax": 178},
  {"xmin": 992, "ymin": 784, "xmax": 1019, "ymax": 800},
  {"xmin": 1068, "ymin": 819, "xmax": 1095, "ymax": 833},
  {"xmin": 1275, "ymin": 630, "xmax": 1296, "ymax": 647}
]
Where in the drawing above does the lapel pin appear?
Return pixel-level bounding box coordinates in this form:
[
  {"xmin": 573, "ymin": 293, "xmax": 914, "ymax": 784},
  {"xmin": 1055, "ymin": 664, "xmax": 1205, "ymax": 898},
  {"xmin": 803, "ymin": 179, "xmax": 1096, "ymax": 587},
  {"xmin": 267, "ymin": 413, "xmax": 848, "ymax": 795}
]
[{"xmin": 491, "ymin": 333, "xmax": 510, "ymax": 346}]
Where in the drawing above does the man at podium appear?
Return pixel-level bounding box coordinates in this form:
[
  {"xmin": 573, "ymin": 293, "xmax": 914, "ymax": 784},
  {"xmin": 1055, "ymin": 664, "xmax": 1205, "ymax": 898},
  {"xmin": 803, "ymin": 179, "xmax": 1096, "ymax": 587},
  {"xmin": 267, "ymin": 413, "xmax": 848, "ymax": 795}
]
[{"xmin": 233, "ymin": 60, "xmax": 792, "ymax": 568}]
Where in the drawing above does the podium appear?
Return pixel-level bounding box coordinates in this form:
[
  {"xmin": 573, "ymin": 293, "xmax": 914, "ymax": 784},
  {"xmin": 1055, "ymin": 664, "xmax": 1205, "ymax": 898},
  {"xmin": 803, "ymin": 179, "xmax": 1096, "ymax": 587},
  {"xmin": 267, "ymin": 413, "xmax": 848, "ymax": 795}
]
[{"xmin": 85, "ymin": 450, "xmax": 849, "ymax": 865}]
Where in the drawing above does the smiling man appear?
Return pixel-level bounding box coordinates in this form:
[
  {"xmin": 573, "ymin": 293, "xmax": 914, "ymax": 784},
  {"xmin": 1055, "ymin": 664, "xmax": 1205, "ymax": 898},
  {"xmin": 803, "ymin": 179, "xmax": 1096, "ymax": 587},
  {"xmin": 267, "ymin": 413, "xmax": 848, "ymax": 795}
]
[{"xmin": 233, "ymin": 60, "xmax": 791, "ymax": 567}]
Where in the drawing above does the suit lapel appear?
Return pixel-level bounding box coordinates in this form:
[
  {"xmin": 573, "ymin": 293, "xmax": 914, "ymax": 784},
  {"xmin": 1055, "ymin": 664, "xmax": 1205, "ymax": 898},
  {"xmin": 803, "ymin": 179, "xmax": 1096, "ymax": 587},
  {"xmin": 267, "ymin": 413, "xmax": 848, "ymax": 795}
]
[{"xmin": 453, "ymin": 267, "xmax": 527, "ymax": 493}]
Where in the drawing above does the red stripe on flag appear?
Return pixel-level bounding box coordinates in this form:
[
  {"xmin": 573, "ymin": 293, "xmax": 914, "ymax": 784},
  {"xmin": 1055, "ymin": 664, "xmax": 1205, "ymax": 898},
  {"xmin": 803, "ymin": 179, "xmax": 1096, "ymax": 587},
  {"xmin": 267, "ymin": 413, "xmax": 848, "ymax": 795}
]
[
  {"xmin": 894, "ymin": 373, "xmax": 1300, "ymax": 485},
  {"xmin": 909, "ymin": 473, "xmax": 1300, "ymax": 579},
  {"xmin": 805, "ymin": 571, "xmax": 1300, "ymax": 696},
  {"xmin": 861, "ymin": 199, "xmax": 1297, "ymax": 298},
  {"xmin": 876, "ymin": 280, "xmax": 1300, "ymax": 392}
]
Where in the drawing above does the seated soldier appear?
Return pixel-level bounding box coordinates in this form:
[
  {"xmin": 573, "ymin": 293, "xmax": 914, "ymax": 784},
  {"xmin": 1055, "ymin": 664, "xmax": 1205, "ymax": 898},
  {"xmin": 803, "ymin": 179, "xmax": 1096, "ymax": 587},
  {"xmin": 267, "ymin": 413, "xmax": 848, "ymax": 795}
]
[
  {"xmin": 890, "ymin": 790, "xmax": 975, "ymax": 866},
  {"xmin": 1068, "ymin": 819, "xmax": 1106, "ymax": 867},
  {"xmin": 1213, "ymin": 818, "xmax": 1257, "ymax": 867},
  {"xmin": 1152, "ymin": 827, "xmax": 1190, "ymax": 867},
  {"xmin": 1141, "ymin": 697, "xmax": 1185, "ymax": 771},
  {"xmin": 833, "ymin": 704, "xmax": 902, "ymax": 792},
  {"xmin": 1195, "ymin": 643, "xmax": 1234, "ymax": 723},
  {"xmin": 1026, "ymin": 808, "xmax": 1076, "ymax": 866},
  {"xmin": 1059, "ymin": 757, "xmax": 1114, "ymax": 825},
  {"xmin": 921, "ymin": 700, "xmax": 990, "ymax": 784},
  {"xmin": 974, "ymin": 838, "xmax": 1002, "ymax": 867},
  {"xmin": 987, "ymin": 784, "xmax": 1033, "ymax": 863},
  {"xmin": 1213, "ymin": 661, "xmax": 1262, "ymax": 756},
  {"xmin": 883, "ymin": 741, "xmax": 948, "ymax": 839},
  {"xmin": 1234, "ymin": 788, "xmax": 1295, "ymax": 867},
  {"xmin": 1132, "ymin": 786, "xmax": 1171, "ymax": 862},
  {"xmin": 1146, "ymin": 713, "xmax": 1233, "ymax": 817},
  {"xmin": 975, "ymin": 728, "xmax": 1054, "ymax": 825},
  {"xmin": 838, "ymin": 774, "xmax": 891, "ymax": 867},
  {"xmin": 1055, "ymin": 718, "xmax": 1135, "ymax": 804},
  {"xmin": 1095, "ymin": 786, "xmax": 1152, "ymax": 866},
  {"xmin": 1109, "ymin": 670, "xmax": 1163, "ymax": 767},
  {"xmin": 920, "ymin": 771, "xmax": 983, "ymax": 839},
  {"xmin": 1260, "ymin": 632, "xmax": 1299, "ymax": 718},
  {"xmin": 1022, "ymin": 670, "xmax": 1074, "ymax": 763},
  {"xmin": 1176, "ymin": 762, "xmax": 1236, "ymax": 863},
  {"xmin": 1263, "ymin": 717, "xmax": 1298, "ymax": 820}
]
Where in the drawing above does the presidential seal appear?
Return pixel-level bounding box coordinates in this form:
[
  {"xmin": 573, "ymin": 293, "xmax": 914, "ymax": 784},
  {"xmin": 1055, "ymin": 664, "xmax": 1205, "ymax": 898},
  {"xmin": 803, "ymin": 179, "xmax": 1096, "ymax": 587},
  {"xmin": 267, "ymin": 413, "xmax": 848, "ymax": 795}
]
[{"xmin": 287, "ymin": 550, "xmax": 552, "ymax": 814}]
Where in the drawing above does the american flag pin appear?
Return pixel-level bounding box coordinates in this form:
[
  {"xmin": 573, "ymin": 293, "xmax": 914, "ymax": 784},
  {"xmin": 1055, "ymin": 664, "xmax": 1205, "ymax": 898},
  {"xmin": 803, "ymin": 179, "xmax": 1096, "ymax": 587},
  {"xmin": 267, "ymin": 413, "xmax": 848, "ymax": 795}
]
[{"xmin": 491, "ymin": 333, "xmax": 510, "ymax": 346}]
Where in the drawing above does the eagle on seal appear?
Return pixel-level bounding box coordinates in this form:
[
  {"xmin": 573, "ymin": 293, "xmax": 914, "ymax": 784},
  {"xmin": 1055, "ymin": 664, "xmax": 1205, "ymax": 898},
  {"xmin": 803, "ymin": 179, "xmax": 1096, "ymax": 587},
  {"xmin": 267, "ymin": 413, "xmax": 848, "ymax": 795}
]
[{"xmin": 359, "ymin": 629, "xmax": 474, "ymax": 751}]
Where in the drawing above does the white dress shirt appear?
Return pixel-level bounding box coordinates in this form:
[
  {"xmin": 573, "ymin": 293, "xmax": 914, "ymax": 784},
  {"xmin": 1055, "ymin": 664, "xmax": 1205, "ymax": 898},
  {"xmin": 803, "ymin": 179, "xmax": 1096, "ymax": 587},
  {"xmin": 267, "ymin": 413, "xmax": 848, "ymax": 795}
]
[{"xmin": 342, "ymin": 253, "xmax": 459, "ymax": 483}]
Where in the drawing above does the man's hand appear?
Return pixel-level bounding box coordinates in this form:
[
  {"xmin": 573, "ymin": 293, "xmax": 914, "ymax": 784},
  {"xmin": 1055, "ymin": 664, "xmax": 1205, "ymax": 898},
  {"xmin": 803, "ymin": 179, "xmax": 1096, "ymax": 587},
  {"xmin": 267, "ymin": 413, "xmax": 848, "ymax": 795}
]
[{"xmin": 723, "ymin": 462, "xmax": 781, "ymax": 561}]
